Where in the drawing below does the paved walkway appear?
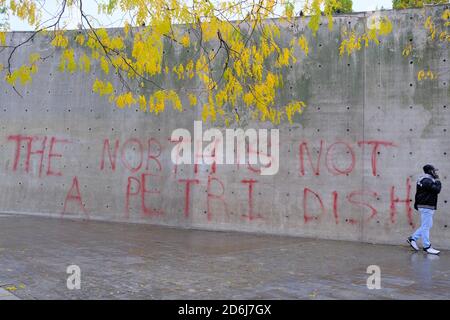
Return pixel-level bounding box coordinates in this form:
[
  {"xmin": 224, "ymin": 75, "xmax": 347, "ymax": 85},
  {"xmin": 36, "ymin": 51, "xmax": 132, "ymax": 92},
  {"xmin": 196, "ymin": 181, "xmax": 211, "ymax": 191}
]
[
  {"xmin": 0, "ymin": 214, "xmax": 449, "ymax": 299},
  {"xmin": 0, "ymin": 288, "xmax": 20, "ymax": 300}
]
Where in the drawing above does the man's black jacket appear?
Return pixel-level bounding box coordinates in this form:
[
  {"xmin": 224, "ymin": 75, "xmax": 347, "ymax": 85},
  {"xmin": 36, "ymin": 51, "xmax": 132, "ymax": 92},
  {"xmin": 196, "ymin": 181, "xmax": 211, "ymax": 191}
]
[{"xmin": 414, "ymin": 176, "xmax": 442, "ymax": 210}]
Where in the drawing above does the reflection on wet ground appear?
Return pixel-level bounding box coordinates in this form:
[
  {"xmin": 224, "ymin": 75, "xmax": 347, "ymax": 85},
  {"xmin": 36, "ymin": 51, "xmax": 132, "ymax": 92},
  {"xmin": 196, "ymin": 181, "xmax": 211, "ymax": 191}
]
[{"xmin": 0, "ymin": 214, "xmax": 449, "ymax": 299}]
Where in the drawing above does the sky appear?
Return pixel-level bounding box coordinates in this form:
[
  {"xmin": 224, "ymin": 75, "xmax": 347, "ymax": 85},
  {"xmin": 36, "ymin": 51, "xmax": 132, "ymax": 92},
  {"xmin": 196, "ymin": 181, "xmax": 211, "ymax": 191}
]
[{"xmin": 5, "ymin": 0, "xmax": 395, "ymax": 31}]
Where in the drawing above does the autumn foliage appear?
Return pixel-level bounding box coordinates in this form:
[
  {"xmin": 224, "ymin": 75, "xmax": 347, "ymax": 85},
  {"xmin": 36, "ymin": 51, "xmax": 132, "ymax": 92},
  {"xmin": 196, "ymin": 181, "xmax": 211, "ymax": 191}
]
[{"xmin": 1, "ymin": 1, "xmax": 446, "ymax": 125}]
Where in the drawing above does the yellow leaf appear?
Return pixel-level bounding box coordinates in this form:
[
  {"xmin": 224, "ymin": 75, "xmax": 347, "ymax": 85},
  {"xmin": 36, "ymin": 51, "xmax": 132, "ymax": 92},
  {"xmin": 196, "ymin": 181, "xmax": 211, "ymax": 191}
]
[
  {"xmin": 379, "ymin": 17, "xmax": 393, "ymax": 35},
  {"xmin": 0, "ymin": 32, "xmax": 6, "ymax": 45},
  {"xmin": 6, "ymin": 63, "xmax": 32, "ymax": 86},
  {"xmin": 59, "ymin": 49, "xmax": 76, "ymax": 73},
  {"xmin": 167, "ymin": 90, "xmax": 182, "ymax": 111},
  {"xmin": 173, "ymin": 64, "xmax": 184, "ymax": 79},
  {"xmin": 402, "ymin": 44, "xmax": 412, "ymax": 56},
  {"xmin": 139, "ymin": 95, "xmax": 147, "ymax": 112},
  {"xmin": 276, "ymin": 48, "xmax": 291, "ymax": 67},
  {"xmin": 180, "ymin": 34, "xmax": 190, "ymax": 47},
  {"xmin": 284, "ymin": 101, "xmax": 306, "ymax": 124},
  {"xmin": 188, "ymin": 93, "xmax": 197, "ymax": 106},
  {"xmin": 284, "ymin": 2, "xmax": 294, "ymax": 19},
  {"xmin": 79, "ymin": 53, "xmax": 91, "ymax": 73},
  {"xmin": 185, "ymin": 60, "xmax": 194, "ymax": 78},
  {"xmin": 100, "ymin": 56, "xmax": 110, "ymax": 74},
  {"xmin": 427, "ymin": 70, "xmax": 435, "ymax": 80},
  {"xmin": 201, "ymin": 94, "xmax": 216, "ymax": 122},
  {"xmin": 116, "ymin": 92, "xmax": 136, "ymax": 109},
  {"xmin": 124, "ymin": 21, "xmax": 131, "ymax": 35},
  {"xmin": 92, "ymin": 79, "xmax": 113, "ymax": 96},
  {"xmin": 110, "ymin": 37, "xmax": 124, "ymax": 50},
  {"xmin": 51, "ymin": 33, "xmax": 69, "ymax": 48},
  {"xmin": 298, "ymin": 35, "xmax": 309, "ymax": 56},
  {"xmin": 29, "ymin": 53, "xmax": 40, "ymax": 64},
  {"xmin": 30, "ymin": 63, "xmax": 38, "ymax": 74},
  {"xmin": 91, "ymin": 50, "xmax": 100, "ymax": 60},
  {"xmin": 75, "ymin": 34, "xmax": 85, "ymax": 46},
  {"xmin": 417, "ymin": 70, "xmax": 425, "ymax": 81},
  {"xmin": 243, "ymin": 92, "xmax": 255, "ymax": 106},
  {"xmin": 148, "ymin": 90, "xmax": 182, "ymax": 114}
]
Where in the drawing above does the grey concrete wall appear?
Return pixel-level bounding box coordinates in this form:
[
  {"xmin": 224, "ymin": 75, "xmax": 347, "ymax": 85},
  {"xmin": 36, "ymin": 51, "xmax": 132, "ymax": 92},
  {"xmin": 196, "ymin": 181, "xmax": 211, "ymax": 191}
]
[{"xmin": 1, "ymin": 5, "xmax": 449, "ymax": 248}]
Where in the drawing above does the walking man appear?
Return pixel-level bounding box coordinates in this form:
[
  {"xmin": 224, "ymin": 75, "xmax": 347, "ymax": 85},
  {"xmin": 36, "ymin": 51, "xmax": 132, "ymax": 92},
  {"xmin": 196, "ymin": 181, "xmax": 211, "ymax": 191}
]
[{"xmin": 407, "ymin": 164, "xmax": 442, "ymax": 255}]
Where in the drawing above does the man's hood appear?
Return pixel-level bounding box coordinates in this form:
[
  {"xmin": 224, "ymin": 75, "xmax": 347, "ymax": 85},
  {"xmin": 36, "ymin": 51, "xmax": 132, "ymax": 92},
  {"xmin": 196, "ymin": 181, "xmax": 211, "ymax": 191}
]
[{"xmin": 417, "ymin": 173, "xmax": 435, "ymax": 185}]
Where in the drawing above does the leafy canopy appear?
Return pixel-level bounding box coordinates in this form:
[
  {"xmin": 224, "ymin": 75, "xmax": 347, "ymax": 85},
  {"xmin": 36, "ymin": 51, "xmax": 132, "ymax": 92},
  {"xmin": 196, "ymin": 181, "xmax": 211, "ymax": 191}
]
[{"xmin": 0, "ymin": 1, "xmax": 398, "ymax": 126}]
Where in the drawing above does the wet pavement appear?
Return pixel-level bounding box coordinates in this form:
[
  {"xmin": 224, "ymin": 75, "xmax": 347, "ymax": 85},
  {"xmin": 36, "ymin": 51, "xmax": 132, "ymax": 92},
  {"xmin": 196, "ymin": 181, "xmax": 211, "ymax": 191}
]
[{"xmin": 0, "ymin": 214, "xmax": 449, "ymax": 299}]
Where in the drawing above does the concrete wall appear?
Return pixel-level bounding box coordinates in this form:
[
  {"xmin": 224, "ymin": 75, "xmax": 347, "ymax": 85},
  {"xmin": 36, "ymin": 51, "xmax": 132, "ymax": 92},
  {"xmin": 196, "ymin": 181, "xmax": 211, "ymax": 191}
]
[{"xmin": 1, "ymin": 5, "xmax": 449, "ymax": 248}]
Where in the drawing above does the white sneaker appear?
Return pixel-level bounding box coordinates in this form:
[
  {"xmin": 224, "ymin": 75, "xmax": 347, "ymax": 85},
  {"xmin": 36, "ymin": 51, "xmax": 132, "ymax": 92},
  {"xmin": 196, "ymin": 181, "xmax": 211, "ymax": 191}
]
[
  {"xmin": 424, "ymin": 246, "xmax": 440, "ymax": 255},
  {"xmin": 407, "ymin": 237, "xmax": 419, "ymax": 251}
]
